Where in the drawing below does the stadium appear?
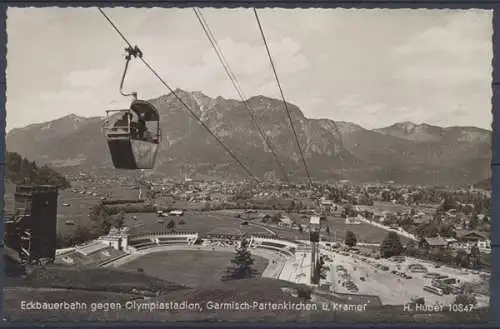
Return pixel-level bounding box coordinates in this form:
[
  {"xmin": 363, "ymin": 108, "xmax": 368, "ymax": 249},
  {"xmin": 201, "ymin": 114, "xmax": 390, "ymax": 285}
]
[{"xmin": 3, "ymin": 185, "xmax": 490, "ymax": 323}]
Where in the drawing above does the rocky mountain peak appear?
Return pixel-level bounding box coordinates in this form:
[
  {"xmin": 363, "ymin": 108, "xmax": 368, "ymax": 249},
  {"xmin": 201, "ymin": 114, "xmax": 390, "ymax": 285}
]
[{"xmin": 5, "ymin": 91, "xmax": 491, "ymax": 185}]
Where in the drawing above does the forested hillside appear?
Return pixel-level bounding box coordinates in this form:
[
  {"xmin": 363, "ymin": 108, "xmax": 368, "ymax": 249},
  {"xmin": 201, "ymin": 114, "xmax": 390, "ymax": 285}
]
[{"xmin": 6, "ymin": 152, "xmax": 70, "ymax": 188}]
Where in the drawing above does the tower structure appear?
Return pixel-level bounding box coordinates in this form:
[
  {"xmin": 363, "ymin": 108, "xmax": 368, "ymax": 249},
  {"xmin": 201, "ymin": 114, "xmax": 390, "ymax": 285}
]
[
  {"xmin": 9, "ymin": 185, "xmax": 59, "ymax": 264},
  {"xmin": 309, "ymin": 215, "xmax": 321, "ymax": 284}
]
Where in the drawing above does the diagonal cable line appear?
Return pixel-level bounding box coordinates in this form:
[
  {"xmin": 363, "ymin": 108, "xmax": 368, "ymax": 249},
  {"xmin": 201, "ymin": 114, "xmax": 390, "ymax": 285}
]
[
  {"xmin": 98, "ymin": 8, "xmax": 259, "ymax": 183},
  {"xmin": 193, "ymin": 7, "xmax": 290, "ymax": 183},
  {"xmin": 253, "ymin": 8, "xmax": 313, "ymax": 187}
]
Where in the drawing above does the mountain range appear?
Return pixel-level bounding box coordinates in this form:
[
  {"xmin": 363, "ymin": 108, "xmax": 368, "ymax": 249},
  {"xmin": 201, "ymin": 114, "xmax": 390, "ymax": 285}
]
[{"xmin": 6, "ymin": 89, "xmax": 492, "ymax": 185}]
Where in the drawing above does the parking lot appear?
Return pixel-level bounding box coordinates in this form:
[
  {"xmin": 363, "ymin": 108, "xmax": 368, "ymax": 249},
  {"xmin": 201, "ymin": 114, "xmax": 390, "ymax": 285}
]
[{"xmin": 322, "ymin": 250, "xmax": 489, "ymax": 307}]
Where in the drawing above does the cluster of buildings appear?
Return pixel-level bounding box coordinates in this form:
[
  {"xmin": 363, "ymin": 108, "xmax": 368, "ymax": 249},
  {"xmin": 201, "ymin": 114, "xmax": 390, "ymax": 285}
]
[
  {"xmin": 345, "ymin": 206, "xmax": 492, "ymax": 254},
  {"xmin": 148, "ymin": 180, "xmax": 319, "ymax": 207},
  {"xmin": 418, "ymin": 231, "xmax": 491, "ymax": 253}
]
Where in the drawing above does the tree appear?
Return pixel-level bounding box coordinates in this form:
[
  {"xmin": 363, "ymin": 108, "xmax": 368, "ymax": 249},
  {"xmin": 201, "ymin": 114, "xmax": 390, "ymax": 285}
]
[
  {"xmin": 56, "ymin": 233, "xmax": 72, "ymax": 248},
  {"xmin": 6, "ymin": 151, "xmax": 70, "ymax": 188},
  {"xmin": 381, "ymin": 190, "xmax": 391, "ymax": 202},
  {"xmin": 34, "ymin": 165, "xmax": 71, "ymax": 188},
  {"xmin": 342, "ymin": 204, "xmax": 356, "ymax": 218},
  {"xmin": 221, "ymin": 240, "xmax": 257, "ymax": 281},
  {"xmin": 455, "ymin": 249, "xmax": 470, "ymax": 268},
  {"xmin": 405, "ymin": 240, "xmax": 418, "ymax": 257},
  {"xmin": 89, "ymin": 203, "xmax": 113, "ymax": 236},
  {"xmin": 69, "ymin": 225, "xmax": 94, "ymax": 245},
  {"xmin": 439, "ymin": 195, "xmax": 457, "ymax": 212},
  {"xmin": 436, "ymin": 248, "xmax": 454, "ymax": 264},
  {"xmin": 113, "ymin": 211, "xmax": 125, "ymax": 229},
  {"xmin": 89, "ymin": 203, "xmax": 108, "ymax": 221},
  {"xmin": 380, "ymin": 232, "xmax": 403, "ymax": 258},
  {"xmin": 296, "ymin": 287, "xmax": 312, "ymax": 300},
  {"xmin": 438, "ymin": 223, "xmax": 456, "ymax": 238},
  {"xmin": 166, "ymin": 219, "xmax": 176, "ymax": 232},
  {"xmin": 399, "ymin": 216, "xmax": 415, "ymax": 231},
  {"xmin": 415, "ymin": 222, "xmax": 439, "ymax": 238},
  {"xmin": 468, "ymin": 215, "xmax": 479, "ymax": 230},
  {"xmin": 345, "ymin": 230, "xmax": 357, "ymax": 247},
  {"xmin": 270, "ymin": 212, "xmax": 281, "ymax": 224},
  {"xmin": 202, "ymin": 202, "xmax": 211, "ymax": 211},
  {"xmin": 470, "ymin": 244, "xmax": 481, "ymax": 269},
  {"xmin": 454, "ymin": 293, "xmax": 477, "ymax": 306}
]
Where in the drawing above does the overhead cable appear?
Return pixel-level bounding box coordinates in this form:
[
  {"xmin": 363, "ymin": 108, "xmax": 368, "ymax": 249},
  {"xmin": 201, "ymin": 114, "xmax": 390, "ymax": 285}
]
[{"xmin": 98, "ymin": 8, "xmax": 260, "ymax": 183}]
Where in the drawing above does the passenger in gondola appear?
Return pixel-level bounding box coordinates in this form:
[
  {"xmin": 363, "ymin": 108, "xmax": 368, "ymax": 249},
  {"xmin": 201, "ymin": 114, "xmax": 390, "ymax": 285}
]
[
  {"xmin": 136, "ymin": 113, "xmax": 147, "ymax": 140},
  {"xmin": 137, "ymin": 112, "xmax": 154, "ymax": 142}
]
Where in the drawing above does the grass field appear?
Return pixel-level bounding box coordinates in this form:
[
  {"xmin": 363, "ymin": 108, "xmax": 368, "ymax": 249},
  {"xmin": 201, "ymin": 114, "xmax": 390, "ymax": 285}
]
[
  {"xmin": 56, "ymin": 190, "xmax": 102, "ymax": 236},
  {"xmin": 125, "ymin": 212, "xmax": 273, "ymax": 237},
  {"xmin": 18, "ymin": 267, "xmax": 187, "ymax": 293},
  {"xmin": 325, "ymin": 215, "xmax": 409, "ymax": 244},
  {"xmin": 57, "ymin": 181, "xmax": 144, "ymax": 236},
  {"xmin": 119, "ymin": 250, "xmax": 268, "ymax": 287},
  {"xmin": 207, "ymin": 210, "xmax": 398, "ymax": 244}
]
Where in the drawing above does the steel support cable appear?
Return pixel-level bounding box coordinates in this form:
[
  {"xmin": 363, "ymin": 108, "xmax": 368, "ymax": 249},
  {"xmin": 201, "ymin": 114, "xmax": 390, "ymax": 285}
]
[
  {"xmin": 98, "ymin": 8, "xmax": 259, "ymax": 183},
  {"xmin": 253, "ymin": 8, "xmax": 313, "ymax": 187},
  {"xmin": 193, "ymin": 7, "xmax": 290, "ymax": 183}
]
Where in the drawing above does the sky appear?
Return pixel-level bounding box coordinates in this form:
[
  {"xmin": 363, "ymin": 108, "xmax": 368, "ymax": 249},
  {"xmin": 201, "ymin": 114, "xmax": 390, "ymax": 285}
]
[{"xmin": 6, "ymin": 7, "xmax": 493, "ymax": 131}]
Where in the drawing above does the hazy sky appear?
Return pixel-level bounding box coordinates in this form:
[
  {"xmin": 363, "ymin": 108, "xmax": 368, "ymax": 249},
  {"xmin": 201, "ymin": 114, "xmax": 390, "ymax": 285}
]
[{"xmin": 6, "ymin": 7, "xmax": 493, "ymax": 131}]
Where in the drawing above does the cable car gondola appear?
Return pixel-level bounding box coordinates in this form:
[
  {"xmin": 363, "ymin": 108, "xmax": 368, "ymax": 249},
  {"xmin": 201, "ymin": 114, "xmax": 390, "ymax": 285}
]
[{"xmin": 103, "ymin": 46, "xmax": 161, "ymax": 170}]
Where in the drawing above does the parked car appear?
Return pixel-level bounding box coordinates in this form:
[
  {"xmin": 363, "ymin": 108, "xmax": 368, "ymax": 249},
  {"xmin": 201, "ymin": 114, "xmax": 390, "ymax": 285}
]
[{"xmin": 424, "ymin": 285, "xmax": 444, "ymax": 296}]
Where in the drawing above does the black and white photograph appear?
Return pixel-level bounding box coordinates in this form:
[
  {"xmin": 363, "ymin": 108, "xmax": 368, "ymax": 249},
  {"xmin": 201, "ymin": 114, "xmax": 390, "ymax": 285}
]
[{"xmin": 4, "ymin": 7, "xmax": 492, "ymax": 323}]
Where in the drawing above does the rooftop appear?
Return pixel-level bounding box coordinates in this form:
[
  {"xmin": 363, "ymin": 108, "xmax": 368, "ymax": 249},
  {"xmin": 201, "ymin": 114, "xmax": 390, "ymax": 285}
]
[
  {"xmin": 15, "ymin": 185, "xmax": 58, "ymax": 195},
  {"xmin": 422, "ymin": 236, "xmax": 448, "ymax": 246}
]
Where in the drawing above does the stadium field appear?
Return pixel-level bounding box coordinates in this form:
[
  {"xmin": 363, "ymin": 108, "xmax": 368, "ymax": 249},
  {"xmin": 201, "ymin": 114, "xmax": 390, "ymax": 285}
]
[{"xmin": 119, "ymin": 250, "xmax": 268, "ymax": 287}]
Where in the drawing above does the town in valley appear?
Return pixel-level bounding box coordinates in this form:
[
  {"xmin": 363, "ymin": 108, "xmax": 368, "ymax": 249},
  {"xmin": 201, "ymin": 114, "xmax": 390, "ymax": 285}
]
[{"xmin": 4, "ymin": 6, "xmax": 492, "ymax": 324}]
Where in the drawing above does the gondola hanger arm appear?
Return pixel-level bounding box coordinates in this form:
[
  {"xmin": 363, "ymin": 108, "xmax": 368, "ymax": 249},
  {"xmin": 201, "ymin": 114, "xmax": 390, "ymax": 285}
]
[{"xmin": 119, "ymin": 45, "xmax": 143, "ymax": 100}]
